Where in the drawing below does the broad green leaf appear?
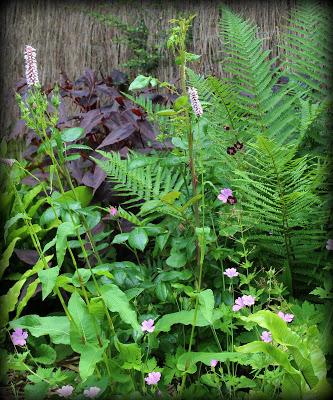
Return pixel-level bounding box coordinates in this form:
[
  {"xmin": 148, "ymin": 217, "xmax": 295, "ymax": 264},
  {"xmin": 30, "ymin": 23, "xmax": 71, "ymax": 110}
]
[
  {"xmin": 7, "ymin": 223, "xmax": 41, "ymax": 244},
  {"xmin": 112, "ymin": 233, "xmax": 129, "ymax": 244},
  {"xmin": 38, "ymin": 267, "xmax": 60, "ymax": 300},
  {"xmin": 68, "ymin": 292, "xmax": 99, "ymax": 352},
  {"xmin": 155, "ymin": 270, "xmax": 192, "ymax": 284},
  {"xmin": 79, "ymin": 342, "xmax": 108, "ymax": 380},
  {"xmin": 9, "ymin": 315, "xmax": 70, "ymax": 344},
  {"xmin": 24, "ymin": 382, "xmax": 49, "ymax": 400},
  {"xmin": 128, "ymin": 228, "xmax": 148, "ymax": 251},
  {"xmin": 166, "ymin": 252, "xmax": 187, "ymax": 269},
  {"xmin": 16, "ymin": 278, "xmax": 40, "ymax": 317},
  {"xmin": 0, "ymin": 256, "xmax": 52, "ymax": 327},
  {"xmin": 4, "ymin": 214, "xmax": 26, "ymax": 241},
  {"xmin": 160, "ymin": 191, "xmax": 181, "ymax": 204},
  {"xmin": 129, "ymin": 75, "xmax": 151, "ymax": 91},
  {"xmin": 156, "ymin": 109, "xmax": 177, "ymax": 116},
  {"xmin": 23, "ymin": 183, "xmax": 44, "ymax": 209},
  {"xmin": 28, "ymin": 197, "xmax": 47, "ymax": 218},
  {"xmin": 61, "ymin": 127, "xmax": 85, "ymax": 142},
  {"xmin": 173, "ymin": 95, "xmax": 189, "ymax": 111},
  {"xmin": 0, "ymin": 237, "xmax": 20, "ymax": 279},
  {"xmin": 198, "ymin": 289, "xmax": 215, "ymax": 324},
  {"xmin": 236, "ymin": 341, "xmax": 302, "ymax": 378},
  {"xmin": 114, "ymin": 336, "xmax": 141, "ymax": 370},
  {"xmin": 100, "ymin": 285, "xmax": 140, "ymax": 331},
  {"xmin": 155, "ymin": 309, "xmax": 223, "ymax": 333},
  {"xmin": 177, "ymin": 352, "xmax": 246, "ymax": 374},
  {"xmin": 55, "ymin": 186, "xmax": 93, "ymax": 208},
  {"xmin": 56, "ymin": 222, "xmax": 78, "ymax": 267},
  {"xmin": 7, "ymin": 352, "xmax": 30, "ymax": 371},
  {"xmin": 33, "ymin": 344, "xmax": 57, "ymax": 365},
  {"xmin": 72, "ymin": 268, "xmax": 92, "ymax": 287}
]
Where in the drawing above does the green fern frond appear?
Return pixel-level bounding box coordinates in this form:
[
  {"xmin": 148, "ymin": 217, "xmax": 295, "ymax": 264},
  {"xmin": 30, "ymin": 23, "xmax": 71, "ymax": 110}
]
[
  {"xmin": 233, "ymin": 136, "xmax": 327, "ymax": 288},
  {"xmin": 280, "ymin": 1, "xmax": 333, "ymax": 101},
  {"xmin": 93, "ymin": 150, "xmax": 184, "ymax": 209}
]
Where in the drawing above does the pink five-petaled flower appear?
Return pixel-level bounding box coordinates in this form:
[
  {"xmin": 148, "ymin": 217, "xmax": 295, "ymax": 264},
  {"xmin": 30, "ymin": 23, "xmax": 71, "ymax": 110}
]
[
  {"xmin": 223, "ymin": 268, "xmax": 239, "ymax": 278},
  {"xmin": 232, "ymin": 296, "xmax": 245, "ymax": 312},
  {"xmin": 109, "ymin": 206, "xmax": 118, "ymax": 216},
  {"xmin": 56, "ymin": 385, "xmax": 74, "ymax": 398},
  {"xmin": 145, "ymin": 371, "xmax": 161, "ymax": 385},
  {"xmin": 188, "ymin": 87, "xmax": 203, "ymax": 117},
  {"xmin": 241, "ymin": 295, "xmax": 256, "ymax": 306},
  {"xmin": 218, "ymin": 188, "xmax": 233, "ymax": 203},
  {"xmin": 260, "ymin": 331, "xmax": 272, "ymax": 343},
  {"xmin": 141, "ymin": 319, "xmax": 155, "ymax": 333},
  {"xmin": 24, "ymin": 45, "xmax": 39, "ymax": 86},
  {"xmin": 83, "ymin": 387, "xmax": 101, "ymax": 398},
  {"xmin": 277, "ymin": 311, "xmax": 294, "ymax": 323},
  {"xmin": 326, "ymin": 239, "xmax": 333, "ymax": 251},
  {"xmin": 11, "ymin": 328, "xmax": 28, "ymax": 346},
  {"xmin": 210, "ymin": 359, "xmax": 218, "ymax": 368}
]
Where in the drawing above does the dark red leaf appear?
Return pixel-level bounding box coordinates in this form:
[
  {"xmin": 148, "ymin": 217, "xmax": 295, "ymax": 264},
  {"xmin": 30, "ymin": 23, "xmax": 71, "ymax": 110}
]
[{"xmin": 97, "ymin": 123, "xmax": 136, "ymax": 149}]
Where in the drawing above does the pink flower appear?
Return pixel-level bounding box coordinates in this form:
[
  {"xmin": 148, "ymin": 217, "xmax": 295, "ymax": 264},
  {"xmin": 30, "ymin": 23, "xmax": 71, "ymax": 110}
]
[
  {"xmin": 109, "ymin": 206, "xmax": 118, "ymax": 216},
  {"xmin": 56, "ymin": 385, "xmax": 74, "ymax": 397},
  {"xmin": 277, "ymin": 311, "xmax": 294, "ymax": 323},
  {"xmin": 326, "ymin": 239, "xmax": 333, "ymax": 250},
  {"xmin": 24, "ymin": 45, "xmax": 39, "ymax": 86},
  {"xmin": 223, "ymin": 268, "xmax": 239, "ymax": 278},
  {"xmin": 232, "ymin": 296, "xmax": 245, "ymax": 312},
  {"xmin": 145, "ymin": 371, "xmax": 161, "ymax": 385},
  {"xmin": 241, "ymin": 295, "xmax": 255, "ymax": 306},
  {"xmin": 218, "ymin": 188, "xmax": 233, "ymax": 203},
  {"xmin": 83, "ymin": 387, "xmax": 101, "ymax": 398},
  {"xmin": 141, "ymin": 319, "xmax": 155, "ymax": 333},
  {"xmin": 260, "ymin": 331, "xmax": 272, "ymax": 343},
  {"xmin": 11, "ymin": 328, "xmax": 28, "ymax": 346},
  {"xmin": 188, "ymin": 87, "xmax": 203, "ymax": 117},
  {"xmin": 210, "ymin": 359, "xmax": 218, "ymax": 368}
]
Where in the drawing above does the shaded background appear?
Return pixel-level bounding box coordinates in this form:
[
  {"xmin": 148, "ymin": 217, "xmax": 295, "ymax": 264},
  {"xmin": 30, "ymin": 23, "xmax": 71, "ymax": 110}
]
[{"xmin": 0, "ymin": 0, "xmax": 296, "ymax": 133}]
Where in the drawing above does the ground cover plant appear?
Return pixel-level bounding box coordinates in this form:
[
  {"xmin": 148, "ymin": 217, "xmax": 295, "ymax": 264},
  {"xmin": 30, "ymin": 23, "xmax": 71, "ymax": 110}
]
[{"xmin": 0, "ymin": 2, "xmax": 332, "ymax": 399}]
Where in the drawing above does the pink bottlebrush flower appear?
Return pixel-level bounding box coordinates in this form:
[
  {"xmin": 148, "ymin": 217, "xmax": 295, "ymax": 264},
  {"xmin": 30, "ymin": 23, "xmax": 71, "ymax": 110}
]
[
  {"xmin": 277, "ymin": 311, "xmax": 294, "ymax": 323},
  {"xmin": 260, "ymin": 331, "xmax": 272, "ymax": 343},
  {"xmin": 11, "ymin": 328, "xmax": 28, "ymax": 346},
  {"xmin": 188, "ymin": 87, "xmax": 203, "ymax": 117},
  {"xmin": 218, "ymin": 188, "xmax": 233, "ymax": 203},
  {"xmin": 241, "ymin": 295, "xmax": 256, "ymax": 306},
  {"xmin": 223, "ymin": 268, "xmax": 239, "ymax": 278},
  {"xmin": 232, "ymin": 296, "xmax": 245, "ymax": 312},
  {"xmin": 109, "ymin": 206, "xmax": 118, "ymax": 216},
  {"xmin": 326, "ymin": 239, "xmax": 333, "ymax": 250},
  {"xmin": 56, "ymin": 385, "xmax": 74, "ymax": 398},
  {"xmin": 210, "ymin": 359, "xmax": 218, "ymax": 368},
  {"xmin": 141, "ymin": 319, "xmax": 155, "ymax": 333},
  {"xmin": 83, "ymin": 387, "xmax": 101, "ymax": 398},
  {"xmin": 145, "ymin": 371, "xmax": 161, "ymax": 385},
  {"xmin": 24, "ymin": 45, "xmax": 39, "ymax": 86}
]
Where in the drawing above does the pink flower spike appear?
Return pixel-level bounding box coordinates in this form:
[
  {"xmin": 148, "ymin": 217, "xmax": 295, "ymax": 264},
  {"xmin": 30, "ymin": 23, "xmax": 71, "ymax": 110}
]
[
  {"xmin": 218, "ymin": 188, "xmax": 233, "ymax": 203},
  {"xmin": 232, "ymin": 296, "xmax": 245, "ymax": 312},
  {"xmin": 326, "ymin": 239, "xmax": 333, "ymax": 250},
  {"xmin": 223, "ymin": 268, "xmax": 239, "ymax": 278},
  {"xmin": 188, "ymin": 87, "xmax": 203, "ymax": 117},
  {"xmin": 141, "ymin": 319, "xmax": 155, "ymax": 333},
  {"xmin": 83, "ymin": 387, "xmax": 101, "ymax": 398},
  {"xmin": 56, "ymin": 385, "xmax": 74, "ymax": 398},
  {"xmin": 11, "ymin": 328, "xmax": 28, "ymax": 346},
  {"xmin": 277, "ymin": 311, "xmax": 294, "ymax": 323},
  {"xmin": 210, "ymin": 359, "xmax": 218, "ymax": 368},
  {"xmin": 109, "ymin": 206, "xmax": 118, "ymax": 216},
  {"xmin": 241, "ymin": 295, "xmax": 255, "ymax": 306},
  {"xmin": 145, "ymin": 371, "xmax": 161, "ymax": 385},
  {"xmin": 260, "ymin": 331, "xmax": 272, "ymax": 343},
  {"xmin": 24, "ymin": 45, "xmax": 39, "ymax": 86}
]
